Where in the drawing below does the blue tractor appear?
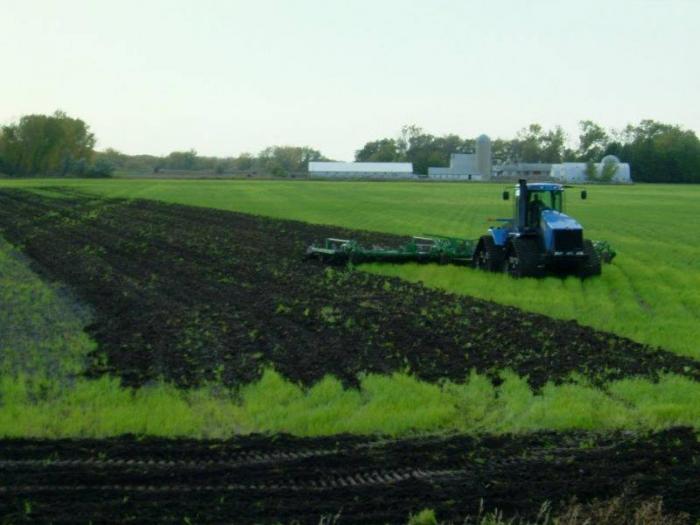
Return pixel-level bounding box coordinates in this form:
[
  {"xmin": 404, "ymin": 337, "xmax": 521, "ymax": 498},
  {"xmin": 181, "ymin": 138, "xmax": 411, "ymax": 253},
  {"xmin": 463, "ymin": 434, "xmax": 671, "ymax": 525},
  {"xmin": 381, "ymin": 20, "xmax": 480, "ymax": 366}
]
[
  {"xmin": 473, "ymin": 179, "xmax": 601, "ymax": 278},
  {"xmin": 307, "ymin": 178, "xmax": 614, "ymax": 277}
]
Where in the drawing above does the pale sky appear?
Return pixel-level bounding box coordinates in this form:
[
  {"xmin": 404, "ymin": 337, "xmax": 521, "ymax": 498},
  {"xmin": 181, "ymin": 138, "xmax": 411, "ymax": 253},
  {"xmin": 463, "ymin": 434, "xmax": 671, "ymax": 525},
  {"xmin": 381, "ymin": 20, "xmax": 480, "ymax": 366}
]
[{"xmin": 2, "ymin": 0, "xmax": 698, "ymax": 160}]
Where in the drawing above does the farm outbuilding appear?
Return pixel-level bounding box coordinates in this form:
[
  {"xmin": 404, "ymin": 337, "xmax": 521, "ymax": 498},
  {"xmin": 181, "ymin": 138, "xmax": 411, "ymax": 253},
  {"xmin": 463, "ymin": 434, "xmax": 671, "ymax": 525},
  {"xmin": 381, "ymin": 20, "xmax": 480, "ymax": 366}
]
[
  {"xmin": 493, "ymin": 163, "xmax": 553, "ymax": 179},
  {"xmin": 427, "ymin": 134, "xmax": 492, "ymax": 181},
  {"xmin": 428, "ymin": 154, "xmax": 482, "ymax": 180},
  {"xmin": 308, "ymin": 161, "xmax": 415, "ymax": 179},
  {"xmin": 550, "ymin": 156, "xmax": 632, "ymax": 183}
]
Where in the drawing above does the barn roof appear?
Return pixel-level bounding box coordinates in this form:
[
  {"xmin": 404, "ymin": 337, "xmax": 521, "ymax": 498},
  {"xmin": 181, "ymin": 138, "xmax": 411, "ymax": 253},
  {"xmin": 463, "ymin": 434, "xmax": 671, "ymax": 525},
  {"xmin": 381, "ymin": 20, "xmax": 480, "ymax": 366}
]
[{"xmin": 309, "ymin": 161, "xmax": 413, "ymax": 173}]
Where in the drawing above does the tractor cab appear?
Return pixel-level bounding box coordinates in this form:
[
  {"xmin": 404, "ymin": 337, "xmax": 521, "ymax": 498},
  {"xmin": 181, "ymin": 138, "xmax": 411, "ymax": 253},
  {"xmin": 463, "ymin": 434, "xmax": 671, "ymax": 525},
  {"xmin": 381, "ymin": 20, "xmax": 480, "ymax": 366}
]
[
  {"xmin": 501, "ymin": 180, "xmax": 585, "ymax": 249},
  {"xmin": 512, "ymin": 182, "xmax": 564, "ymax": 231}
]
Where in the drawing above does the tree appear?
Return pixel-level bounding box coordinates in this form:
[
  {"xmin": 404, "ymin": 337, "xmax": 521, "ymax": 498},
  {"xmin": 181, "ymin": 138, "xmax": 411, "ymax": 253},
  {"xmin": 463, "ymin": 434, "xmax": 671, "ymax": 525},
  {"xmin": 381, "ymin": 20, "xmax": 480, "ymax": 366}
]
[
  {"xmin": 599, "ymin": 160, "xmax": 618, "ymax": 182},
  {"xmin": 540, "ymin": 126, "xmax": 566, "ymax": 163},
  {"xmin": 577, "ymin": 120, "xmax": 609, "ymax": 161},
  {"xmin": 491, "ymin": 137, "xmax": 518, "ymax": 164},
  {"xmin": 513, "ymin": 124, "xmax": 545, "ymax": 162},
  {"xmin": 98, "ymin": 148, "xmax": 127, "ymax": 167},
  {"xmin": 396, "ymin": 124, "xmax": 424, "ymax": 158},
  {"xmin": 86, "ymin": 158, "xmax": 115, "ymax": 178},
  {"xmin": 614, "ymin": 120, "xmax": 700, "ymax": 182},
  {"xmin": 511, "ymin": 124, "xmax": 567, "ymax": 163},
  {"xmin": 231, "ymin": 153, "xmax": 254, "ymax": 171},
  {"xmin": 258, "ymin": 146, "xmax": 326, "ymax": 176},
  {"xmin": 403, "ymin": 131, "xmax": 440, "ymax": 175},
  {"xmin": 94, "ymin": 148, "xmax": 162, "ymax": 173},
  {"xmin": 584, "ymin": 160, "xmax": 598, "ymax": 181},
  {"xmin": 0, "ymin": 111, "xmax": 96, "ymax": 176},
  {"xmin": 355, "ymin": 139, "xmax": 400, "ymax": 162},
  {"xmin": 164, "ymin": 149, "xmax": 198, "ymax": 170}
]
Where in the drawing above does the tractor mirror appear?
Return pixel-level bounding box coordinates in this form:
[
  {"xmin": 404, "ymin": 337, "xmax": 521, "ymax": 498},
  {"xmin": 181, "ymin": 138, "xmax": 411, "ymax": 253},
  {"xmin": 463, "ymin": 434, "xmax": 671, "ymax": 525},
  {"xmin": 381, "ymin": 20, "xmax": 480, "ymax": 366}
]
[
  {"xmin": 502, "ymin": 191, "xmax": 510, "ymax": 201},
  {"xmin": 580, "ymin": 190, "xmax": 587, "ymax": 200}
]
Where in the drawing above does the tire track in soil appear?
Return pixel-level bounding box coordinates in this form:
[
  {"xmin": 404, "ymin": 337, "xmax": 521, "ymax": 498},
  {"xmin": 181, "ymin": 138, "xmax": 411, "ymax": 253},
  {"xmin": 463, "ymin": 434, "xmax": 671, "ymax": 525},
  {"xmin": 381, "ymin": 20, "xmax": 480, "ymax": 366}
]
[
  {"xmin": 0, "ymin": 187, "xmax": 697, "ymax": 390},
  {"xmin": 0, "ymin": 428, "xmax": 698, "ymax": 524}
]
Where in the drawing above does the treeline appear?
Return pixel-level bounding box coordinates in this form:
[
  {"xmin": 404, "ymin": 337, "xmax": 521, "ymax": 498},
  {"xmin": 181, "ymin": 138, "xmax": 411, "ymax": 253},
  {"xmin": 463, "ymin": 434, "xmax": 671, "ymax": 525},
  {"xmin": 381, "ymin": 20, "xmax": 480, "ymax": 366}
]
[
  {"xmin": 605, "ymin": 121, "xmax": 700, "ymax": 183},
  {"xmin": 0, "ymin": 111, "xmax": 112, "ymax": 177},
  {"xmin": 356, "ymin": 124, "xmax": 571, "ymax": 174},
  {"xmin": 356, "ymin": 120, "xmax": 700, "ymax": 182},
  {"xmin": 96, "ymin": 146, "xmax": 327, "ymax": 177},
  {"xmin": 2, "ymin": 111, "xmax": 699, "ymax": 182},
  {"xmin": 0, "ymin": 111, "xmax": 327, "ymax": 178}
]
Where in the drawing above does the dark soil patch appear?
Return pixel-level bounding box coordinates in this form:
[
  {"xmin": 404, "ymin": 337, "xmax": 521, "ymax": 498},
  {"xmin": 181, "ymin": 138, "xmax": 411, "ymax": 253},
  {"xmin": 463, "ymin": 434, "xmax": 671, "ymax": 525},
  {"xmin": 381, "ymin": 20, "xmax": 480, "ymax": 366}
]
[
  {"xmin": 0, "ymin": 428, "xmax": 698, "ymax": 523},
  {"xmin": 0, "ymin": 188, "xmax": 698, "ymax": 389}
]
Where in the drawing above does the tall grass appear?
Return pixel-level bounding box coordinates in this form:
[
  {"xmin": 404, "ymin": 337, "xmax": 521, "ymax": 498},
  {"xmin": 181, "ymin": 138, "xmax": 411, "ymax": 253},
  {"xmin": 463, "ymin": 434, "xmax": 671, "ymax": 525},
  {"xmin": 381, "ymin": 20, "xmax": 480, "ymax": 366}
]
[
  {"xmin": 2, "ymin": 369, "xmax": 698, "ymax": 438},
  {"xmin": 0, "ymin": 239, "xmax": 95, "ymax": 380}
]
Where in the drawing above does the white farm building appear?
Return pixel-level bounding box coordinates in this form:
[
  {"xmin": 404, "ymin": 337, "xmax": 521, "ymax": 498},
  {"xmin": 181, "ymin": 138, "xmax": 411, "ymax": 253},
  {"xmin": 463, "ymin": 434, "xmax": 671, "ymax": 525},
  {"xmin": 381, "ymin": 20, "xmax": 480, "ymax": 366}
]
[
  {"xmin": 308, "ymin": 161, "xmax": 415, "ymax": 179},
  {"xmin": 427, "ymin": 134, "xmax": 492, "ymax": 180},
  {"xmin": 550, "ymin": 156, "xmax": 631, "ymax": 183}
]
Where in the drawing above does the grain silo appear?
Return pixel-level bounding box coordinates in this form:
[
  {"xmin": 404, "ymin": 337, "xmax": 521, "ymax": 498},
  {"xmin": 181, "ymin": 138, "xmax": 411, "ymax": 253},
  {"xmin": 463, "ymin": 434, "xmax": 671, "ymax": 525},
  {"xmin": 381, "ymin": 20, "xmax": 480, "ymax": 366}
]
[{"xmin": 475, "ymin": 134, "xmax": 492, "ymax": 180}]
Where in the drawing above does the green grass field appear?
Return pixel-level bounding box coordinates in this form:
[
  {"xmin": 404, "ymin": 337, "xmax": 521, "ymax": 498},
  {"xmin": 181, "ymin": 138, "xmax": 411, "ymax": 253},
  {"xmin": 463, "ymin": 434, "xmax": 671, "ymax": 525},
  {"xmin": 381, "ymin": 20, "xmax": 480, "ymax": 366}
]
[{"xmin": 1, "ymin": 178, "xmax": 699, "ymax": 438}]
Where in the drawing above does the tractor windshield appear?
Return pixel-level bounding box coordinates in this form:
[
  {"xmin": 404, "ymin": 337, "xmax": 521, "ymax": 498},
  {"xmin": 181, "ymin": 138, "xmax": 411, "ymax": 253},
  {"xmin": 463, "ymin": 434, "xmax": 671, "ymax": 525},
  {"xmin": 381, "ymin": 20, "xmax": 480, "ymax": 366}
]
[
  {"xmin": 526, "ymin": 190, "xmax": 564, "ymax": 226},
  {"xmin": 529, "ymin": 190, "xmax": 563, "ymax": 212}
]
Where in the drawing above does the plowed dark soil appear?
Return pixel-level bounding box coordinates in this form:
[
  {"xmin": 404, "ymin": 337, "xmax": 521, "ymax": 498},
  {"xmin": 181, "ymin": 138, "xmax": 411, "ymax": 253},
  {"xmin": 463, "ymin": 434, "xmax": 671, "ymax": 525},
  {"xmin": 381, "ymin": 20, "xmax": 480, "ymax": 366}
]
[
  {"xmin": 1, "ymin": 428, "xmax": 698, "ymax": 524},
  {"xmin": 0, "ymin": 187, "xmax": 698, "ymax": 389}
]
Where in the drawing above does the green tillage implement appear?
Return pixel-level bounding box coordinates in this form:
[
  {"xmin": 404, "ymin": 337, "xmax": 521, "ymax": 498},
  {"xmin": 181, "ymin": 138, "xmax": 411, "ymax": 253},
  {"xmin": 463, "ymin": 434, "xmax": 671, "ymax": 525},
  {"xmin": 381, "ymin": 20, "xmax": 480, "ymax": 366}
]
[{"xmin": 306, "ymin": 236, "xmax": 616, "ymax": 267}]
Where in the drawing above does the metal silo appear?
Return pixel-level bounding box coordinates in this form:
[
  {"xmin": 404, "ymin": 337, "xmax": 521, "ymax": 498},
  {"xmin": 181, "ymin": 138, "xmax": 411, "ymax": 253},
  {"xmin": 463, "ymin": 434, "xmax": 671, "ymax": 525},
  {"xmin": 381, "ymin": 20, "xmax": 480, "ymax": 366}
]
[{"xmin": 475, "ymin": 134, "xmax": 492, "ymax": 180}]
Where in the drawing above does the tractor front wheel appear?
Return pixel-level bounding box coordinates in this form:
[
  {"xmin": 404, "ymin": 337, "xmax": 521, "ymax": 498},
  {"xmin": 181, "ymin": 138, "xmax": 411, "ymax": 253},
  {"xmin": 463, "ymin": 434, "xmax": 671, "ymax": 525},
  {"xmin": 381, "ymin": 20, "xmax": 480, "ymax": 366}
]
[{"xmin": 474, "ymin": 236, "xmax": 504, "ymax": 272}]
